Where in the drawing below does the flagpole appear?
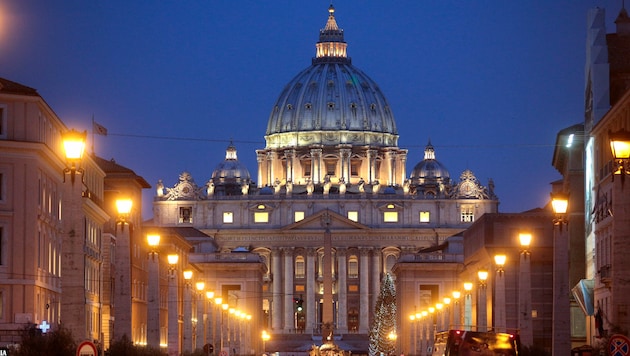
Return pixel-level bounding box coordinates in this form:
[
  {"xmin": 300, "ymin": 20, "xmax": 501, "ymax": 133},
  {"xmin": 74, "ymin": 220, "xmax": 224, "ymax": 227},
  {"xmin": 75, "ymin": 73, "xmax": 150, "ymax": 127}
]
[{"xmin": 91, "ymin": 115, "xmax": 95, "ymax": 155}]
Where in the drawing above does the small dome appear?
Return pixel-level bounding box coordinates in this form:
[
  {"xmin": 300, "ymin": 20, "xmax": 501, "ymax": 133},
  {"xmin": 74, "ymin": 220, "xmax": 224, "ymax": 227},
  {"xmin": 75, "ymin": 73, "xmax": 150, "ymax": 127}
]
[
  {"xmin": 410, "ymin": 141, "xmax": 450, "ymax": 182},
  {"xmin": 210, "ymin": 144, "xmax": 252, "ymax": 195}
]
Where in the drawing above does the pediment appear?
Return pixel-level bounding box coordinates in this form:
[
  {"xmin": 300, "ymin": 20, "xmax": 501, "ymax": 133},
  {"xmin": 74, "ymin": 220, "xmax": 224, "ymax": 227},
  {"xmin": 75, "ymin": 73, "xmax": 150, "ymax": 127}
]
[{"xmin": 281, "ymin": 209, "xmax": 370, "ymax": 231}]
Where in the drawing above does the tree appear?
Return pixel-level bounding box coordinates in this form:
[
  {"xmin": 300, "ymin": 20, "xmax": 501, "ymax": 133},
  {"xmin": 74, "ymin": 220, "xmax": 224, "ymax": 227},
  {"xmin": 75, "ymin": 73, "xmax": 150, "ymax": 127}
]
[
  {"xmin": 368, "ymin": 273, "xmax": 397, "ymax": 356},
  {"xmin": 11, "ymin": 324, "xmax": 77, "ymax": 356}
]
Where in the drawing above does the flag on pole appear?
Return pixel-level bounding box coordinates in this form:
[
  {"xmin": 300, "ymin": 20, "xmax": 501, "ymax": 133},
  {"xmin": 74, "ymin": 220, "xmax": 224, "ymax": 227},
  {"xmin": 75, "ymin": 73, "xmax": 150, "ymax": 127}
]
[{"xmin": 93, "ymin": 121, "xmax": 108, "ymax": 136}]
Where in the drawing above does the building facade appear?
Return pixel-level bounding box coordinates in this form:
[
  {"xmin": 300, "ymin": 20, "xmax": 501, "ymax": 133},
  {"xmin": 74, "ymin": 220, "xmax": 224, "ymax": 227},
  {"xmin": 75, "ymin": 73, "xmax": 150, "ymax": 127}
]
[
  {"xmin": 152, "ymin": 6, "xmax": 499, "ymax": 354},
  {"xmin": 0, "ymin": 77, "xmax": 108, "ymax": 345}
]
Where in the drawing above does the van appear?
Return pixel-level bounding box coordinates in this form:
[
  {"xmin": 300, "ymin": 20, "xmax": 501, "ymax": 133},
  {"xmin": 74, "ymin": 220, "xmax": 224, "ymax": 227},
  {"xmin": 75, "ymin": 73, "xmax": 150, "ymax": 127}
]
[{"xmin": 432, "ymin": 330, "xmax": 520, "ymax": 356}]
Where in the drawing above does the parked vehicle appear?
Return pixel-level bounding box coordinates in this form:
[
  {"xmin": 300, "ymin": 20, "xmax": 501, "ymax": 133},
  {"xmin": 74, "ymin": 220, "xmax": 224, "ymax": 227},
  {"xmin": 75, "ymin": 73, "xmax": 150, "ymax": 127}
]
[{"xmin": 432, "ymin": 329, "xmax": 520, "ymax": 356}]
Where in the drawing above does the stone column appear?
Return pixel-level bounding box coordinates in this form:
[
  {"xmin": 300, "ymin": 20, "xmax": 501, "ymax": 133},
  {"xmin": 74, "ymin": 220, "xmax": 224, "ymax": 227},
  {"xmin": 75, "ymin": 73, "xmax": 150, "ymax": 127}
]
[
  {"xmin": 367, "ymin": 149, "xmax": 377, "ymax": 184},
  {"xmin": 147, "ymin": 254, "xmax": 161, "ymax": 349},
  {"xmin": 266, "ymin": 151, "xmax": 275, "ymax": 185},
  {"xmin": 337, "ymin": 248, "xmax": 348, "ymax": 334},
  {"xmin": 359, "ymin": 248, "xmax": 370, "ymax": 333},
  {"xmin": 306, "ymin": 248, "xmax": 317, "ymax": 334},
  {"xmin": 386, "ymin": 150, "xmax": 396, "ymax": 186},
  {"xmin": 283, "ymin": 248, "xmax": 294, "ymax": 332},
  {"xmin": 168, "ymin": 273, "xmax": 180, "ymax": 356},
  {"xmin": 339, "ymin": 147, "xmax": 351, "ymax": 183},
  {"xmin": 398, "ymin": 150, "xmax": 407, "ymax": 186},
  {"xmin": 271, "ymin": 249, "xmax": 282, "ymax": 332},
  {"xmin": 552, "ymin": 225, "xmax": 571, "ymax": 356},
  {"xmin": 284, "ymin": 149, "xmax": 295, "ymax": 184},
  {"xmin": 371, "ymin": 249, "xmax": 381, "ymax": 312},
  {"xmin": 183, "ymin": 282, "xmax": 193, "ymax": 353},
  {"xmin": 310, "ymin": 148, "xmax": 323, "ymax": 184},
  {"xmin": 256, "ymin": 151, "xmax": 266, "ymax": 188}
]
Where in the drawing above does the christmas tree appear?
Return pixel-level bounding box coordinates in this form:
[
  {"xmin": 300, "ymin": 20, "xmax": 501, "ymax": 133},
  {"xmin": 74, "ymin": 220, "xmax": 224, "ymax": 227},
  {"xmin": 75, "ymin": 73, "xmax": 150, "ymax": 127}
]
[{"xmin": 368, "ymin": 273, "xmax": 397, "ymax": 356}]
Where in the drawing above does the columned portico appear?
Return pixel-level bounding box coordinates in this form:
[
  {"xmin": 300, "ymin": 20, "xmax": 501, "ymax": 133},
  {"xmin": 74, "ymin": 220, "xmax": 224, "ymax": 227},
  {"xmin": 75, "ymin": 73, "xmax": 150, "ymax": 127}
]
[
  {"xmin": 359, "ymin": 247, "xmax": 370, "ymax": 333},
  {"xmin": 271, "ymin": 249, "xmax": 282, "ymax": 331},
  {"xmin": 283, "ymin": 247, "xmax": 295, "ymax": 332},
  {"xmin": 337, "ymin": 248, "xmax": 348, "ymax": 334},
  {"xmin": 306, "ymin": 248, "xmax": 317, "ymax": 333}
]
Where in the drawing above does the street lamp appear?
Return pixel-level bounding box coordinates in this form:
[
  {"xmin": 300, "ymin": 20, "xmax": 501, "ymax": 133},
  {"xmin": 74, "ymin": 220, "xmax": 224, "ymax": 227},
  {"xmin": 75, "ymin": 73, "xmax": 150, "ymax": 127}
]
[
  {"xmin": 452, "ymin": 291, "xmax": 461, "ymax": 329},
  {"xmin": 609, "ymin": 128, "xmax": 630, "ymax": 184},
  {"xmin": 494, "ymin": 254, "xmax": 507, "ymax": 333},
  {"xmin": 146, "ymin": 232, "xmax": 161, "ymax": 349},
  {"xmin": 551, "ymin": 192, "xmax": 571, "ymax": 356},
  {"xmin": 463, "ymin": 282, "xmax": 473, "ymax": 331},
  {"xmin": 115, "ymin": 199, "xmax": 133, "ymax": 231},
  {"xmin": 261, "ymin": 330, "xmax": 270, "ymax": 354},
  {"xmin": 62, "ymin": 129, "xmax": 87, "ymax": 184},
  {"xmin": 167, "ymin": 253, "xmax": 180, "ymax": 356},
  {"xmin": 477, "ymin": 270, "xmax": 488, "ymax": 331},
  {"xmin": 113, "ymin": 198, "xmax": 134, "ymax": 341},
  {"xmin": 518, "ymin": 232, "xmax": 533, "ymax": 347},
  {"xmin": 167, "ymin": 254, "xmax": 179, "ymax": 278}
]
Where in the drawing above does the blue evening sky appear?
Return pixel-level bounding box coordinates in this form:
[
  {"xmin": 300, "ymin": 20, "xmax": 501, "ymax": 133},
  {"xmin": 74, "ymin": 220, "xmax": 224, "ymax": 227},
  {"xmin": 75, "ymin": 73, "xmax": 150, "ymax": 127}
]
[{"xmin": 0, "ymin": 1, "xmax": 621, "ymax": 218}]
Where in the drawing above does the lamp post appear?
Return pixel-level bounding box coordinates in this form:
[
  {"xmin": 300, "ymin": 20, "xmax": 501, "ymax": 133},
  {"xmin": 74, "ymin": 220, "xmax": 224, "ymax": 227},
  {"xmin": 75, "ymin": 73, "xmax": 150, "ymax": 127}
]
[
  {"xmin": 205, "ymin": 290, "xmax": 215, "ymax": 355},
  {"xmin": 442, "ymin": 298, "xmax": 451, "ymax": 330},
  {"xmin": 452, "ymin": 291, "xmax": 461, "ymax": 330},
  {"xmin": 494, "ymin": 254, "xmax": 507, "ymax": 333},
  {"xmin": 262, "ymin": 330, "xmax": 270, "ymax": 355},
  {"xmin": 183, "ymin": 270, "xmax": 194, "ymax": 354},
  {"xmin": 221, "ymin": 303, "xmax": 229, "ymax": 356},
  {"xmin": 113, "ymin": 198, "xmax": 133, "ymax": 342},
  {"xmin": 551, "ymin": 192, "xmax": 570, "ymax": 356},
  {"xmin": 463, "ymin": 282, "xmax": 473, "ymax": 331},
  {"xmin": 167, "ymin": 254, "xmax": 180, "ymax": 356},
  {"xmin": 477, "ymin": 270, "xmax": 488, "ymax": 332},
  {"xmin": 195, "ymin": 281, "xmax": 206, "ymax": 350},
  {"xmin": 146, "ymin": 233, "xmax": 161, "ymax": 349},
  {"xmin": 518, "ymin": 232, "xmax": 533, "ymax": 347}
]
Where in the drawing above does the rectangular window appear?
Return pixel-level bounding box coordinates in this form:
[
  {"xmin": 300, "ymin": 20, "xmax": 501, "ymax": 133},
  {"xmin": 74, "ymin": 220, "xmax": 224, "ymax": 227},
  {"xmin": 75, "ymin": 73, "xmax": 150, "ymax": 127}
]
[
  {"xmin": 303, "ymin": 161, "xmax": 311, "ymax": 177},
  {"xmin": 347, "ymin": 211, "xmax": 358, "ymax": 222},
  {"xmin": 254, "ymin": 212, "xmax": 269, "ymax": 223},
  {"xmin": 179, "ymin": 207, "xmax": 192, "ymax": 223},
  {"xmin": 351, "ymin": 162, "xmax": 360, "ymax": 176},
  {"xmin": 294, "ymin": 211, "xmax": 305, "ymax": 222},
  {"xmin": 420, "ymin": 211, "xmax": 430, "ymax": 223},
  {"xmin": 383, "ymin": 211, "xmax": 398, "ymax": 223},
  {"xmin": 461, "ymin": 205, "xmax": 474, "ymax": 222},
  {"xmin": 325, "ymin": 161, "xmax": 336, "ymax": 176},
  {"xmin": 348, "ymin": 285, "xmax": 359, "ymax": 292},
  {"xmin": 223, "ymin": 212, "xmax": 233, "ymax": 224}
]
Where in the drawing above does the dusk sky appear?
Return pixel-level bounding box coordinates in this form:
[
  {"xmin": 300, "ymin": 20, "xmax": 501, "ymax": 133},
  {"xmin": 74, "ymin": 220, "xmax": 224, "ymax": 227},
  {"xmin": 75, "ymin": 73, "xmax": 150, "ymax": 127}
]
[{"xmin": 0, "ymin": 1, "xmax": 621, "ymax": 218}]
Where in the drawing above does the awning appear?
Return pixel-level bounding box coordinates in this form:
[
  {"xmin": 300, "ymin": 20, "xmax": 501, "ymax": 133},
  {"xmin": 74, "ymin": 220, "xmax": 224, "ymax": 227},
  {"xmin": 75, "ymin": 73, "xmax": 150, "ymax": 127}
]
[{"xmin": 572, "ymin": 279, "xmax": 594, "ymax": 316}]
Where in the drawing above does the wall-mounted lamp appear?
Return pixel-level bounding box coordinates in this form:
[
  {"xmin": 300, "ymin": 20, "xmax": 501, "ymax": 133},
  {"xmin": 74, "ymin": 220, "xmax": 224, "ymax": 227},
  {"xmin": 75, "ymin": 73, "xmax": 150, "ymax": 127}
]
[
  {"xmin": 519, "ymin": 232, "xmax": 532, "ymax": 255},
  {"xmin": 477, "ymin": 269, "xmax": 489, "ymax": 288},
  {"xmin": 147, "ymin": 233, "xmax": 160, "ymax": 260},
  {"xmin": 494, "ymin": 254, "xmax": 507, "ymax": 275},
  {"xmin": 115, "ymin": 199, "xmax": 133, "ymax": 232},
  {"xmin": 609, "ymin": 128, "xmax": 630, "ymax": 185},
  {"xmin": 551, "ymin": 192, "xmax": 569, "ymax": 230},
  {"xmin": 167, "ymin": 254, "xmax": 179, "ymax": 278},
  {"xmin": 62, "ymin": 129, "xmax": 87, "ymax": 184}
]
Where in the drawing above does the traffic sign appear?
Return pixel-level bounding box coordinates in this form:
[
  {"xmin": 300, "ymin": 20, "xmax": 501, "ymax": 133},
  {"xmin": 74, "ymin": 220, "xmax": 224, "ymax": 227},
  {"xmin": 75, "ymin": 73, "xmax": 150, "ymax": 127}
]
[
  {"xmin": 609, "ymin": 334, "xmax": 630, "ymax": 356},
  {"xmin": 76, "ymin": 341, "xmax": 97, "ymax": 356}
]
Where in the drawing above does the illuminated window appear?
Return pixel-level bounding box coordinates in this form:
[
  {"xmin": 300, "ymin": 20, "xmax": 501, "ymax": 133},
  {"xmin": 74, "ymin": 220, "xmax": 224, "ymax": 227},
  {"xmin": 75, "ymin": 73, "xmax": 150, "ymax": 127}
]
[
  {"xmin": 223, "ymin": 212, "xmax": 233, "ymax": 224},
  {"xmin": 348, "ymin": 255, "xmax": 358, "ymax": 278},
  {"xmin": 383, "ymin": 211, "xmax": 398, "ymax": 223},
  {"xmin": 254, "ymin": 212, "xmax": 269, "ymax": 223},
  {"xmin": 420, "ymin": 211, "xmax": 430, "ymax": 223},
  {"xmin": 179, "ymin": 207, "xmax": 192, "ymax": 224},
  {"xmin": 295, "ymin": 256, "xmax": 305, "ymax": 278},
  {"xmin": 347, "ymin": 211, "xmax": 358, "ymax": 222},
  {"xmin": 461, "ymin": 205, "xmax": 474, "ymax": 222},
  {"xmin": 295, "ymin": 211, "xmax": 305, "ymax": 222}
]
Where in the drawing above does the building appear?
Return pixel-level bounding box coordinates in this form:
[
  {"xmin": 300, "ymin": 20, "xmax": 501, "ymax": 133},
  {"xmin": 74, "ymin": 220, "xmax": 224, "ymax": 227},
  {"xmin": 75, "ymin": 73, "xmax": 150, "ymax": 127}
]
[
  {"xmin": 152, "ymin": 6, "xmax": 499, "ymax": 354},
  {"xmin": 0, "ymin": 77, "xmax": 108, "ymax": 345},
  {"xmin": 582, "ymin": 4, "xmax": 630, "ymax": 349}
]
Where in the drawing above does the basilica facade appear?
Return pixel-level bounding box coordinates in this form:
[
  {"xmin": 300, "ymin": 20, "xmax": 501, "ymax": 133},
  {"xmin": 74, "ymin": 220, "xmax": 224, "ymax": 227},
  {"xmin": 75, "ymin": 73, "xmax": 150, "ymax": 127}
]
[{"xmin": 152, "ymin": 5, "xmax": 499, "ymax": 354}]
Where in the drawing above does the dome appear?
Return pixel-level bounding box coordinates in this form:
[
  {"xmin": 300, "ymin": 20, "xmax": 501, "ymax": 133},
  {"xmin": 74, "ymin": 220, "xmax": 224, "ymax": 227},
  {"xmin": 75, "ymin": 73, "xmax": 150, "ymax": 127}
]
[
  {"xmin": 265, "ymin": 5, "xmax": 398, "ymax": 149},
  {"xmin": 211, "ymin": 143, "xmax": 251, "ymax": 184},
  {"xmin": 410, "ymin": 141, "xmax": 450, "ymax": 182}
]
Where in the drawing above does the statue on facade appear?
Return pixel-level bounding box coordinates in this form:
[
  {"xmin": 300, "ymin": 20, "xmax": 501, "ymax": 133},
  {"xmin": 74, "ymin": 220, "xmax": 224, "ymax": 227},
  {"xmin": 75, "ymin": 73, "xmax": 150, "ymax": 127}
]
[
  {"xmin": 156, "ymin": 179, "xmax": 164, "ymax": 197},
  {"xmin": 403, "ymin": 179, "xmax": 411, "ymax": 195},
  {"xmin": 207, "ymin": 180, "xmax": 215, "ymax": 196},
  {"xmin": 286, "ymin": 179, "xmax": 293, "ymax": 195},
  {"xmin": 338, "ymin": 177, "xmax": 346, "ymax": 195},
  {"xmin": 358, "ymin": 178, "xmax": 365, "ymax": 193},
  {"xmin": 323, "ymin": 175, "xmax": 331, "ymax": 195},
  {"xmin": 241, "ymin": 182, "xmax": 249, "ymax": 196},
  {"xmin": 306, "ymin": 179, "xmax": 314, "ymax": 195},
  {"xmin": 372, "ymin": 179, "xmax": 380, "ymax": 195},
  {"xmin": 274, "ymin": 178, "xmax": 281, "ymax": 194}
]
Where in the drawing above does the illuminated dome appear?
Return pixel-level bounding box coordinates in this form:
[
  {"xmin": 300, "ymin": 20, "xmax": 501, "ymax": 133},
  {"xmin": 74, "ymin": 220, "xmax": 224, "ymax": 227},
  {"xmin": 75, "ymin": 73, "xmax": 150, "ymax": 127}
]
[
  {"xmin": 265, "ymin": 5, "xmax": 398, "ymax": 149},
  {"xmin": 410, "ymin": 141, "xmax": 450, "ymax": 184},
  {"xmin": 210, "ymin": 143, "xmax": 252, "ymax": 195}
]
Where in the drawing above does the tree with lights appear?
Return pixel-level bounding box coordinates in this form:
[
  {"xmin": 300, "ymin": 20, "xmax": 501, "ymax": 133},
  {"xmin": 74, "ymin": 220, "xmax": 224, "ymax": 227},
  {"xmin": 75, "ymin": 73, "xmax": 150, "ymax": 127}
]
[{"xmin": 368, "ymin": 273, "xmax": 397, "ymax": 356}]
